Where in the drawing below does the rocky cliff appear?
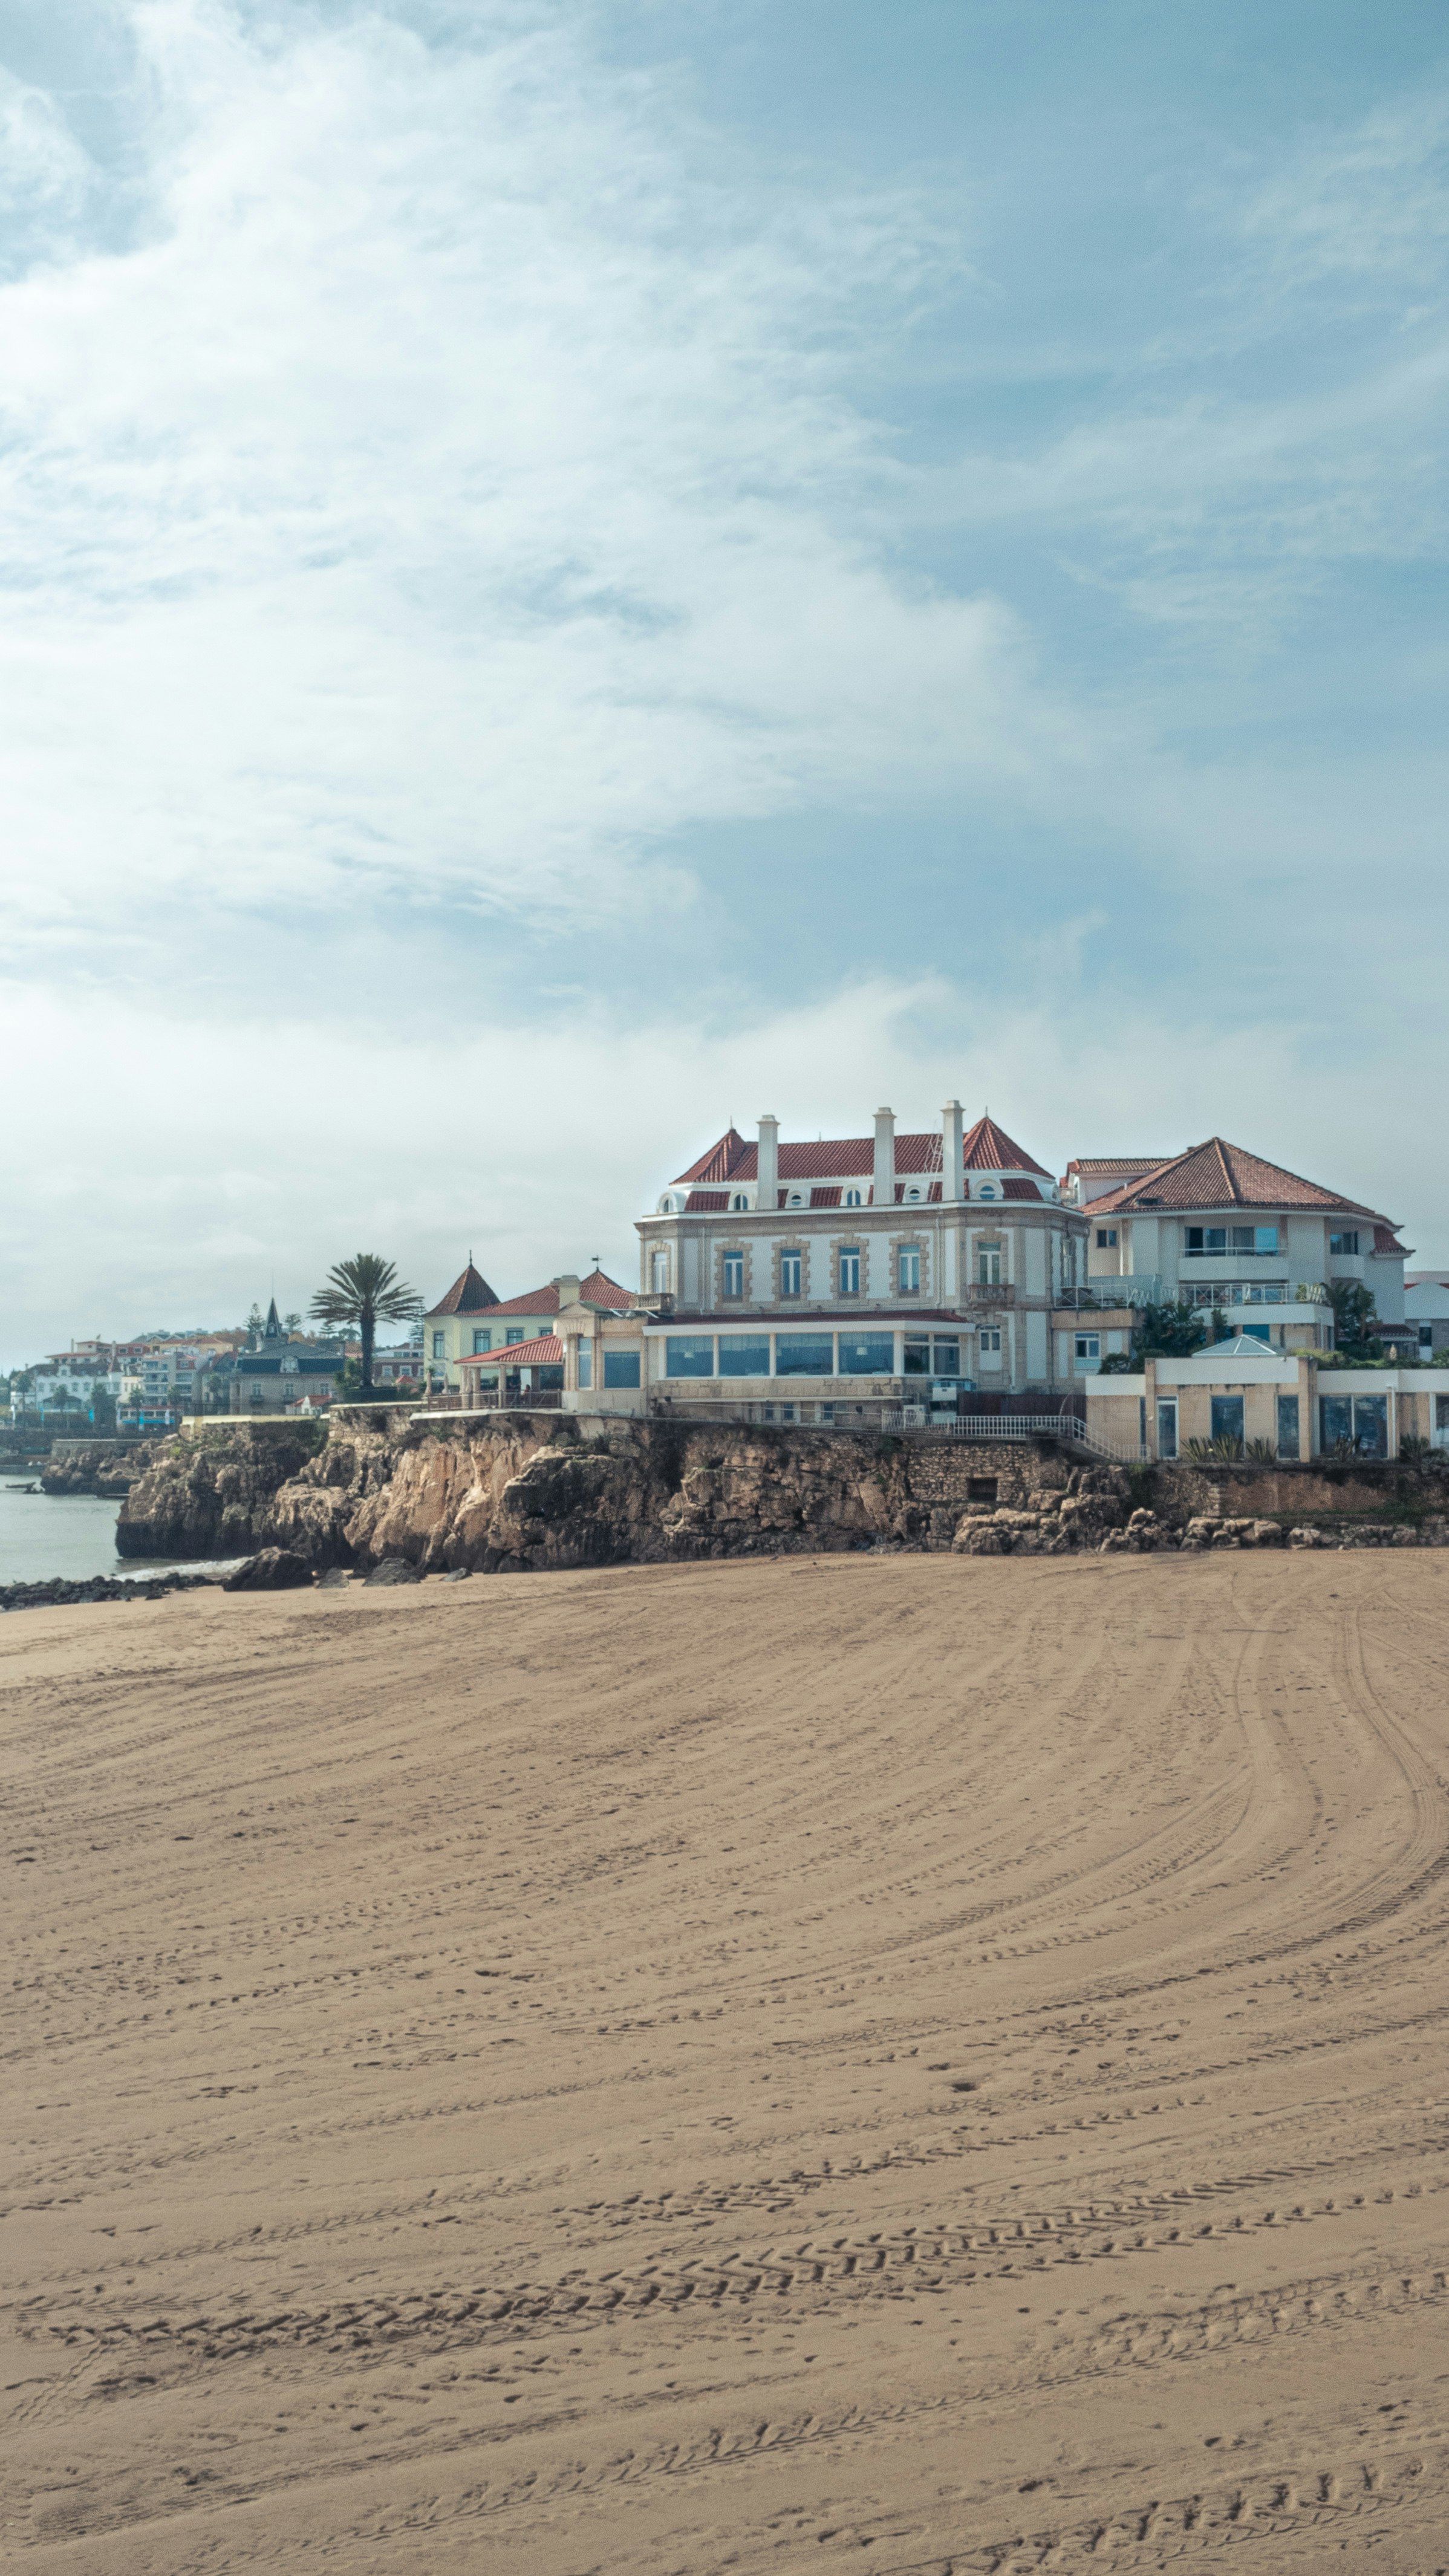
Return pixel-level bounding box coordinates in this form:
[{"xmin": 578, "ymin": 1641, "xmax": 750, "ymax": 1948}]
[
  {"xmin": 117, "ymin": 1411, "xmax": 1106, "ymax": 1570},
  {"xmin": 41, "ymin": 1441, "xmax": 164, "ymax": 1498},
  {"xmin": 116, "ymin": 1411, "xmax": 1449, "ymax": 1575}
]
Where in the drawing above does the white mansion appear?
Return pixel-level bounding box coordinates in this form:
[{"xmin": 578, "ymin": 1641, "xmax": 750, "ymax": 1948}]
[{"xmin": 629, "ymin": 1107, "xmax": 1089, "ymax": 1418}]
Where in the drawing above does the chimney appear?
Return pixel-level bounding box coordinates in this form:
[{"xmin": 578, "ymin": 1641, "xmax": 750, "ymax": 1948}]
[
  {"xmin": 941, "ymin": 1098, "xmax": 963, "ymax": 1203},
  {"xmin": 873, "ymin": 1107, "xmax": 896, "ymax": 1206},
  {"xmin": 757, "ymin": 1114, "xmax": 779, "ymax": 1211},
  {"xmin": 553, "ymin": 1273, "xmax": 581, "ymax": 1311}
]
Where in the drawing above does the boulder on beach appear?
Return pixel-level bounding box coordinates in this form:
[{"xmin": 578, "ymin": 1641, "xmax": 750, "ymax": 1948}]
[
  {"xmin": 364, "ymin": 1557, "xmax": 423, "ymax": 1586},
  {"xmin": 223, "ymin": 1548, "xmax": 314, "ymax": 1592}
]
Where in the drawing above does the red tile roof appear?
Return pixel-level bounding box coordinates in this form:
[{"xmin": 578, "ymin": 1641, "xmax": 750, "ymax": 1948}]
[
  {"xmin": 685, "ymin": 1189, "xmax": 728, "ymax": 1213},
  {"xmin": 1089, "ymin": 1139, "xmax": 1393, "ymax": 1222},
  {"xmin": 486, "ymin": 1269, "xmax": 633, "ymax": 1318},
  {"xmin": 461, "ymin": 1333, "xmax": 563, "ymax": 1368},
  {"xmin": 1374, "ymin": 1225, "xmax": 1410, "ymax": 1257},
  {"xmin": 1002, "ymin": 1177, "xmax": 1045, "ymax": 1200},
  {"xmin": 426, "ymin": 1261, "xmax": 499, "ymax": 1317},
  {"xmin": 673, "ymin": 1113, "xmax": 1049, "ymax": 1185},
  {"xmin": 961, "ymin": 1114, "xmax": 1049, "ymax": 1176},
  {"xmin": 1064, "ymin": 1156, "xmax": 1172, "ymax": 1176}
]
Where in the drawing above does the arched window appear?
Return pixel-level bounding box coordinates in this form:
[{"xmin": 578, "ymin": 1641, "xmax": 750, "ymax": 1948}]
[
  {"xmin": 731, "ymin": 1192, "xmax": 748, "ymax": 1211},
  {"xmin": 651, "ymin": 1249, "xmax": 669, "ymax": 1291},
  {"xmin": 844, "ymin": 1187, "xmax": 862, "ymax": 1208},
  {"xmin": 977, "ymin": 1182, "xmax": 997, "ymax": 1200},
  {"xmin": 788, "ymin": 1190, "xmax": 804, "ymax": 1207}
]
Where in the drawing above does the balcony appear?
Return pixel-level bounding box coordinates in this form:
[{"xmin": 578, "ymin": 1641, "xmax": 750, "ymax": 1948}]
[
  {"xmin": 1181, "ymin": 1281, "xmax": 1326, "ymax": 1309},
  {"xmin": 963, "ymin": 1281, "xmax": 1015, "ymax": 1304}
]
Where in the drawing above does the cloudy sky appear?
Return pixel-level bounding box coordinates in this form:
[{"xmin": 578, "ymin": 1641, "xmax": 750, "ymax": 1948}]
[{"xmin": 2, "ymin": 0, "xmax": 1446, "ymax": 1356}]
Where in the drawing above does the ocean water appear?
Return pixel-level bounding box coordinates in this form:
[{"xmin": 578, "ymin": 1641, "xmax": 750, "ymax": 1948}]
[{"xmin": 0, "ymin": 1484, "xmax": 235, "ymax": 1586}]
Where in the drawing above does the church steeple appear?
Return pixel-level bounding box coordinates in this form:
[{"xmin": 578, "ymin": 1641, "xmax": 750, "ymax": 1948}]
[{"xmin": 262, "ymin": 1298, "xmax": 284, "ymax": 1342}]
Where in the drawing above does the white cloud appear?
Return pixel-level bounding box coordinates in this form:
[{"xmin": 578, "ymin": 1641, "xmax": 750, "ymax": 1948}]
[
  {"xmin": 0, "ymin": 0, "xmax": 1037, "ymax": 952},
  {"xmin": 3, "ymin": 968, "xmax": 1438, "ymax": 1365}
]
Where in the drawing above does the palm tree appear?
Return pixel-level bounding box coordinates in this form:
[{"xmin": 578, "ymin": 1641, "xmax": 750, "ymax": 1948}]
[{"xmin": 310, "ymin": 1254, "xmax": 422, "ymax": 1396}]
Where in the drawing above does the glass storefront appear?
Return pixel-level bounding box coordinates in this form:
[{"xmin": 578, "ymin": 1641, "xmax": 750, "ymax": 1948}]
[
  {"xmin": 718, "ymin": 1337, "xmax": 772, "ymax": 1377},
  {"xmin": 837, "ymin": 1333, "xmax": 896, "ymax": 1375},
  {"xmin": 665, "ymin": 1335, "xmax": 715, "ymax": 1379},
  {"xmin": 776, "ymin": 1334, "xmax": 835, "ymax": 1377}
]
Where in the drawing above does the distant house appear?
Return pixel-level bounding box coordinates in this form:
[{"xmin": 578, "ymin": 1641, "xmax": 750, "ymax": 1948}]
[
  {"xmin": 1067, "ymin": 1139, "xmax": 1408, "ymax": 1354},
  {"xmin": 1405, "ymin": 1272, "xmax": 1449, "ymax": 1360},
  {"xmin": 218, "ymin": 1300, "xmax": 347, "ymax": 1414},
  {"xmin": 425, "ymin": 1264, "xmax": 632, "ymax": 1394}
]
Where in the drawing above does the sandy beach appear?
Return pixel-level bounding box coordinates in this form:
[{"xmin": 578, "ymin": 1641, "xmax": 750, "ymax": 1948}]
[{"xmin": 6, "ymin": 1551, "xmax": 1449, "ymax": 2572}]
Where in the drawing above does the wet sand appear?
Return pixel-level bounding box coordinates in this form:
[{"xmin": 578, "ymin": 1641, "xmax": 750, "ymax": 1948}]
[{"xmin": 5, "ymin": 1552, "xmax": 1449, "ymax": 2572}]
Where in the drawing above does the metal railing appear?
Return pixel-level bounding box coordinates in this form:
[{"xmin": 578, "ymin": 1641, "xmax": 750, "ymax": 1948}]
[{"xmin": 883, "ymin": 1408, "xmax": 1146, "ymax": 1463}]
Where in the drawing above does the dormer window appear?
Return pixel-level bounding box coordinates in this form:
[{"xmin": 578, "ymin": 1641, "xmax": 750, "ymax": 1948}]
[
  {"xmin": 787, "ymin": 1190, "xmax": 804, "ymax": 1207},
  {"xmin": 977, "ymin": 1182, "xmax": 997, "ymax": 1200},
  {"xmin": 731, "ymin": 1192, "xmax": 749, "ymax": 1211},
  {"xmin": 906, "ymin": 1185, "xmax": 921, "ymax": 1203},
  {"xmin": 844, "ymin": 1188, "xmax": 862, "ymax": 1208}
]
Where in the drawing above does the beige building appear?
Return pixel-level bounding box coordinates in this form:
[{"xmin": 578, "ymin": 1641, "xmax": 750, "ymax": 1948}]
[{"xmin": 1086, "ymin": 1336, "xmax": 1449, "ymax": 1463}]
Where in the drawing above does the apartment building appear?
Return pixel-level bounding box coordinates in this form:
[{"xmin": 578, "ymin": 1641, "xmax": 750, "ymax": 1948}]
[{"xmin": 1066, "ymin": 1137, "xmax": 1408, "ymax": 1351}]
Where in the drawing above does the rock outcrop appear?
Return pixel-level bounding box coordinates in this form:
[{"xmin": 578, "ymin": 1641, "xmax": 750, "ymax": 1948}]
[
  {"xmin": 41, "ymin": 1442, "xmax": 163, "ymax": 1498},
  {"xmin": 223, "ymin": 1547, "xmax": 314, "ymax": 1592},
  {"xmin": 114, "ymin": 1411, "xmax": 1449, "ymax": 1578}
]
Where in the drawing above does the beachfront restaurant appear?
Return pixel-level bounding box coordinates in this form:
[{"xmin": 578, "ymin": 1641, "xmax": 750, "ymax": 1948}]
[{"xmin": 1085, "ymin": 1338, "xmax": 1449, "ymax": 1462}]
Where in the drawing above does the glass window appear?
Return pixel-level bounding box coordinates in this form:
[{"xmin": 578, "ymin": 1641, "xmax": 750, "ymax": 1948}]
[
  {"xmin": 576, "ymin": 1340, "xmax": 593, "ymax": 1388},
  {"xmin": 931, "ymin": 1337, "xmax": 961, "ymax": 1377},
  {"xmin": 977, "ymin": 1243, "xmax": 1001, "ymax": 1284},
  {"xmin": 780, "ymin": 1249, "xmax": 803, "ymax": 1296},
  {"xmin": 903, "ymin": 1336, "xmax": 931, "ymax": 1376},
  {"xmin": 721, "ymin": 1250, "xmax": 744, "ymax": 1298},
  {"xmin": 505, "ymin": 1327, "xmax": 525, "ymax": 1346},
  {"xmin": 980, "ymin": 1329, "xmax": 1002, "ymax": 1356},
  {"xmin": 1075, "ymin": 1333, "xmax": 1099, "ymax": 1361},
  {"xmin": 432, "ymin": 1330, "xmax": 446, "ymax": 1358},
  {"xmin": 838, "ymin": 1247, "xmax": 861, "ymax": 1295},
  {"xmin": 1157, "ymin": 1398, "xmax": 1178, "ymax": 1459},
  {"xmin": 1185, "ymin": 1226, "xmax": 1227, "ymax": 1254},
  {"xmin": 1321, "ymin": 1394, "xmax": 1353, "ymax": 1450},
  {"xmin": 471, "ymin": 1328, "xmax": 492, "ymax": 1353},
  {"xmin": 776, "ymin": 1333, "xmax": 833, "ymax": 1376},
  {"xmin": 718, "ymin": 1336, "xmax": 772, "ymax": 1377},
  {"xmin": 1276, "ymin": 1393, "xmax": 1299, "ymax": 1457},
  {"xmin": 977, "ymin": 1183, "xmax": 997, "ymax": 1200},
  {"xmin": 844, "ymin": 1188, "xmax": 862, "ymax": 1207},
  {"xmin": 1329, "ymin": 1231, "xmax": 1359, "ymax": 1255},
  {"xmin": 1351, "ymin": 1394, "xmax": 1388, "ymax": 1457},
  {"xmin": 604, "ymin": 1350, "xmax": 640, "ymax": 1388},
  {"xmin": 1436, "ymin": 1394, "xmax": 1449, "ymax": 1431},
  {"xmin": 898, "ymin": 1246, "xmax": 921, "ymax": 1292},
  {"xmin": 1254, "ymin": 1226, "xmax": 1279, "ymax": 1253},
  {"xmin": 1210, "ymin": 1395, "xmax": 1245, "ymax": 1448},
  {"xmin": 651, "ymin": 1249, "xmax": 669, "ymax": 1290},
  {"xmin": 665, "ymin": 1335, "xmax": 715, "ymax": 1379},
  {"xmin": 731, "ymin": 1193, "xmax": 749, "ymax": 1211},
  {"xmin": 1096, "ymin": 1227, "xmax": 1117, "ymax": 1248},
  {"xmin": 839, "ymin": 1332, "xmax": 896, "ymax": 1375}
]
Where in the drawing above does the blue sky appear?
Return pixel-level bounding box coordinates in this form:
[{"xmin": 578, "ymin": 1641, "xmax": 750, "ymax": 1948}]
[{"xmin": 2, "ymin": 1, "xmax": 1446, "ymax": 1358}]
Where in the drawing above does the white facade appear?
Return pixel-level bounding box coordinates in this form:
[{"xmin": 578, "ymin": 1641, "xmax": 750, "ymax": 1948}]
[{"xmin": 636, "ymin": 1105, "xmax": 1089, "ymax": 1408}]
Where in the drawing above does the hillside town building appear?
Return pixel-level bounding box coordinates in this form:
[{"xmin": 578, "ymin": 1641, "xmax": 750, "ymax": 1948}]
[{"xmin": 221, "ymin": 1301, "xmax": 347, "ymax": 1414}]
